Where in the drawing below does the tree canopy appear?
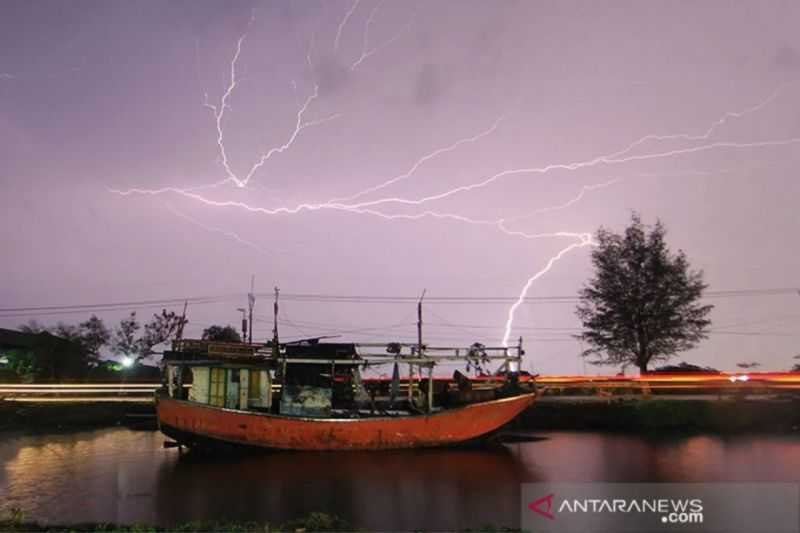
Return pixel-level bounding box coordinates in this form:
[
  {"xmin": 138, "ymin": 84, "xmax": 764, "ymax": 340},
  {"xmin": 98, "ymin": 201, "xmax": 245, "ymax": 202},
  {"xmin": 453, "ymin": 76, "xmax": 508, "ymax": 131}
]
[
  {"xmin": 110, "ymin": 310, "xmax": 188, "ymax": 362},
  {"xmin": 576, "ymin": 213, "xmax": 713, "ymax": 373},
  {"xmin": 202, "ymin": 325, "xmax": 242, "ymax": 343}
]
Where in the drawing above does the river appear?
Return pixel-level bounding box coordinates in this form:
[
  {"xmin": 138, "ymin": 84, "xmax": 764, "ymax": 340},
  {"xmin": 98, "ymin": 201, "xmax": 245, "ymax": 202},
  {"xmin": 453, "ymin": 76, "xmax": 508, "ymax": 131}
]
[{"xmin": 1, "ymin": 428, "xmax": 799, "ymax": 530}]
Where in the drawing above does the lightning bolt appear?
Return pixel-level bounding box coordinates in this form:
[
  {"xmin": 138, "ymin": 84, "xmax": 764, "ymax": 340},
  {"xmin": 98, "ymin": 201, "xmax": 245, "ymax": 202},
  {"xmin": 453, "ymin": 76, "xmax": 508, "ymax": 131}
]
[
  {"xmin": 160, "ymin": 201, "xmax": 272, "ymax": 256},
  {"xmin": 109, "ymin": 5, "xmax": 798, "ymax": 357},
  {"xmin": 349, "ymin": 0, "xmax": 414, "ymax": 71},
  {"xmin": 606, "ymin": 81, "xmax": 797, "ymax": 160},
  {"xmin": 336, "ymin": 137, "xmax": 800, "ymax": 210},
  {"xmin": 334, "ymin": 0, "xmax": 361, "ymax": 52},
  {"xmin": 329, "ymin": 115, "xmax": 504, "ymax": 203},
  {"xmin": 200, "ymin": 18, "xmax": 339, "ymax": 190},
  {"xmin": 501, "ymin": 233, "xmax": 595, "ymax": 348}
]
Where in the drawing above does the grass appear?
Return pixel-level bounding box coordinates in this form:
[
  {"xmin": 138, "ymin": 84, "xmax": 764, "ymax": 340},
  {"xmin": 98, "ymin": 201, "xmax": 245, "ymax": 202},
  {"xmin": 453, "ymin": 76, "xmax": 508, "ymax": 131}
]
[{"xmin": 0, "ymin": 509, "xmax": 355, "ymax": 533}]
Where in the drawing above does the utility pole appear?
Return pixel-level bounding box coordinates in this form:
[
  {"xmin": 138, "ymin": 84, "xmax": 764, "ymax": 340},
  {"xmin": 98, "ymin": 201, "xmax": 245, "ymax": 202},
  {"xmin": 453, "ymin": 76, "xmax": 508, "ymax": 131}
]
[
  {"xmin": 247, "ymin": 275, "xmax": 255, "ymax": 344},
  {"xmin": 272, "ymin": 286, "xmax": 280, "ymax": 350}
]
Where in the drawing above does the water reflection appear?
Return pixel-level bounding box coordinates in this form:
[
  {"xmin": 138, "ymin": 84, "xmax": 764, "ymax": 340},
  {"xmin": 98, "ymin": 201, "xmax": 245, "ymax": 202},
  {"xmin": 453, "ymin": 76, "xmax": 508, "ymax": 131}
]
[
  {"xmin": 154, "ymin": 446, "xmax": 526, "ymax": 531},
  {"xmin": 1, "ymin": 429, "xmax": 800, "ymax": 530}
]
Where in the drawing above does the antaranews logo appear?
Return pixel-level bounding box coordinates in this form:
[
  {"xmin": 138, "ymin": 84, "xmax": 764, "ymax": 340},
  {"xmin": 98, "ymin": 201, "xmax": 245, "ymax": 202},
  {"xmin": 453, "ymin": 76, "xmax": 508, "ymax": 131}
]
[
  {"xmin": 528, "ymin": 493, "xmax": 555, "ymax": 520},
  {"xmin": 522, "ymin": 483, "xmax": 799, "ymax": 533},
  {"xmin": 527, "ymin": 493, "xmax": 704, "ymax": 525}
]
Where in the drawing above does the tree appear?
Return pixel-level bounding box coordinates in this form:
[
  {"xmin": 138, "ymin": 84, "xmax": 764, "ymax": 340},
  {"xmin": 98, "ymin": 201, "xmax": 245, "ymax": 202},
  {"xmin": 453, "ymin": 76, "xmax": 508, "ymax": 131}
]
[
  {"xmin": 111, "ymin": 310, "xmax": 187, "ymax": 362},
  {"xmin": 576, "ymin": 213, "xmax": 713, "ymax": 373},
  {"xmin": 202, "ymin": 325, "xmax": 242, "ymax": 342},
  {"xmin": 111, "ymin": 312, "xmax": 141, "ymax": 359},
  {"xmin": 140, "ymin": 309, "xmax": 188, "ymax": 357},
  {"xmin": 77, "ymin": 316, "xmax": 110, "ymax": 365},
  {"xmin": 12, "ymin": 316, "xmax": 110, "ymax": 380}
]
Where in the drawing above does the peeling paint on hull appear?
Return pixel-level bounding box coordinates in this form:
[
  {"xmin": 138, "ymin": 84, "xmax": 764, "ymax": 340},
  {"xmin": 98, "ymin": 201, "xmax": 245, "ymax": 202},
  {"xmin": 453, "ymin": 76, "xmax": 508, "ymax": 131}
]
[{"xmin": 156, "ymin": 393, "xmax": 537, "ymax": 451}]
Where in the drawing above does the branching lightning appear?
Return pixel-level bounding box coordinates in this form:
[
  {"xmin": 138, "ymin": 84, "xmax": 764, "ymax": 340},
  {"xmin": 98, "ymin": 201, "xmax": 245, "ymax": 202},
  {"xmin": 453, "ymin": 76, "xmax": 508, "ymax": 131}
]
[
  {"xmin": 329, "ymin": 115, "xmax": 504, "ymax": 203},
  {"xmin": 334, "ymin": 0, "xmax": 361, "ymax": 52},
  {"xmin": 108, "ymin": 4, "xmax": 798, "ymax": 355},
  {"xmin": 160, "ymin": 201, "xmax": 272, "ymax": 256},
  {"xmin": 349, "ymin": 0, "xmax": 414, "ymax": 71},
  {"xmin": 501, "ymin": 234, "xmax": 595, "ymax": 347}
]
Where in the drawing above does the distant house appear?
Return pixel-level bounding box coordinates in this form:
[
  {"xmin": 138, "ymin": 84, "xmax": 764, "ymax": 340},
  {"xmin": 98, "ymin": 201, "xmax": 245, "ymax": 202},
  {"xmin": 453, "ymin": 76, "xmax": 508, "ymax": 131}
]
[{"xmin": 0, "ymin": 328, "xmax": 81, "ymax": 381}]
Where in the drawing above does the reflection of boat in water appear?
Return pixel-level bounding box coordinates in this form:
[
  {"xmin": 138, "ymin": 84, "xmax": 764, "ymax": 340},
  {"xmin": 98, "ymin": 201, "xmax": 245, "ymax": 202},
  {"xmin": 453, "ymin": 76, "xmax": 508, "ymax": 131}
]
[
  {"xmin": 156, "ymin": 293, "xmax": 536, "ymax": 451},
  {"xmin": 154, "ymin": 444, "xmax": 531, "ymax": 530}
]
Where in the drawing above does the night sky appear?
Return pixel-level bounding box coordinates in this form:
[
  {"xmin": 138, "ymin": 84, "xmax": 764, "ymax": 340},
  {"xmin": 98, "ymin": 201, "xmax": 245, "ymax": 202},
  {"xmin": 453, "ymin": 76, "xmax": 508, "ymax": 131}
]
[{"xmin": 1, "ymin": 0, "xmax": 799, "ymax": 374}]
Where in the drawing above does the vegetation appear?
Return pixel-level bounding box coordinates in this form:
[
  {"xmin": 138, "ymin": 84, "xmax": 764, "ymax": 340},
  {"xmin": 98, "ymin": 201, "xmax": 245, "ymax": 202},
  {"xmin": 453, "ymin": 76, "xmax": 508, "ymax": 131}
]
[
  {"xmin": 201, "ymin": 325, "xmax": 242, "ymax": 343},
  {"xmin": 651, "ymin": 362, "xmax": 720, "ymax": 373},
  {"xmin": 576, "ymin": 213, "xmax": 713, "ymax": 373},
  {"xmin": 0, "ymin": 510, "xmax": 355, "ymax": 532},
  {"xmin": 111, "ymin": 310, "xmax": 188, "ymax": 363},
  {"xmin": 4, "ymin": 310, "xmax": 186, "ymax": 381}
]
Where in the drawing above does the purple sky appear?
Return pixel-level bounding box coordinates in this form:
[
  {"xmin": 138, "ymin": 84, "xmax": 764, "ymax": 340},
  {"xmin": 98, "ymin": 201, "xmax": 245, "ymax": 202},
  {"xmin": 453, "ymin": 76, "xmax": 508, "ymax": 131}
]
[{"xmin": 1, "ymin": 0, "xmax": 799, "ymax": 374}]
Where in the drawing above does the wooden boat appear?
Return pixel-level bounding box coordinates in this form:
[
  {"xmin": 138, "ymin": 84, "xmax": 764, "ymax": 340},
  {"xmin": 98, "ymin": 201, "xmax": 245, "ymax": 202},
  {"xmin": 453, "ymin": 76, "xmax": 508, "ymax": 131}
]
[
  {"xmin": 157, "ymin": 390, "xmax": 536, "ymax": 451},
  {"xmin": 156, "ymin": 293, "xmax": 536, "ymax": 451}
]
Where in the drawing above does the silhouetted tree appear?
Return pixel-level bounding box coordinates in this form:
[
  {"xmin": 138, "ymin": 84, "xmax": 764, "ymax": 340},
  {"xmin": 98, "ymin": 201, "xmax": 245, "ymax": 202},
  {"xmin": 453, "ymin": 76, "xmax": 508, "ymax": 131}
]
[
  {"xmin": 12, "ymin": 316, "xmax": 110, "ymax": 380},
  {"xmin": 111, "ymin": 310, "xmax": 187, "ymax": 362},
  {"xmin": 77, "ymin": 315, "xmax": 110, "ymax": 366},
  {"xmin": 576, "ymin": 213, "xmax": 713, "ymax": 373},
  {"xmin": 201, "ymin": 325, "xmax": 242, "ymax": 342},
  {"xmin": 111, "ymin": 312, "xmax": 141, "ymax": 358}
]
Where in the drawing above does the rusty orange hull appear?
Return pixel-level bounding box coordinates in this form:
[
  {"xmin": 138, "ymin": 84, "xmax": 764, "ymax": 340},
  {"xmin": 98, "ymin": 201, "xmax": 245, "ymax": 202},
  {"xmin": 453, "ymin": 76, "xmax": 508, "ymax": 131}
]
[{"xmin": 156, "ymin": 393, "xmax": 536, "ymax": 451}]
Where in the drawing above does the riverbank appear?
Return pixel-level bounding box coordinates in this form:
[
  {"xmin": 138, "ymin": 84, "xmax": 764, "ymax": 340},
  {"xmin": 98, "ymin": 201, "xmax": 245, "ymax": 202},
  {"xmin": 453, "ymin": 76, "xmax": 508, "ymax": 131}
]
[
  {"xmin": 0, "ymin": 401, "xmax": 155, "ymax": 431},
  {"xmin": 3, "ymin": 397, "xmax": 800, "ymax": 434},
  {"xmin": 518, "ymin": 397, "xmax": 800, "ymax": 432}
]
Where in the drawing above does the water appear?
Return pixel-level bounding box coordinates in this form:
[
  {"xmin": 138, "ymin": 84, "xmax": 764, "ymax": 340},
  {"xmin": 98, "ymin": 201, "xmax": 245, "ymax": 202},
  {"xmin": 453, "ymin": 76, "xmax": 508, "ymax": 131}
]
[{"xmin": 1, "ymin": 428, "xmax": 799, "ymax": 531}]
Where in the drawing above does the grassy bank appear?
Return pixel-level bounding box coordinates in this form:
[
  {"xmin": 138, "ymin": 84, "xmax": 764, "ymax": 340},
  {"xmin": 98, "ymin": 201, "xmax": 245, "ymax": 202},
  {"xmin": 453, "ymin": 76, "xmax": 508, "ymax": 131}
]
[
  {"xmin": 518, "ymin": 398, "xmax": 800, "ymax": 432},
  {"xmin": 0, "ymin": 512, "xmax": 354, "ymax": 532}
]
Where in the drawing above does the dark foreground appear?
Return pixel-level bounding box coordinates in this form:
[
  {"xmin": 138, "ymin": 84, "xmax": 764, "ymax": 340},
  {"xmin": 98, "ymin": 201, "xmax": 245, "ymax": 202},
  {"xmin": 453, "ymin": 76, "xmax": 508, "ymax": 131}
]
[
  {"xmin": 2, "ymin": 427, "xmax": 800, "ymax": 531},
  {"xmin": 0, "ymin": 513, "xmax": 355, "ymax": 533}
]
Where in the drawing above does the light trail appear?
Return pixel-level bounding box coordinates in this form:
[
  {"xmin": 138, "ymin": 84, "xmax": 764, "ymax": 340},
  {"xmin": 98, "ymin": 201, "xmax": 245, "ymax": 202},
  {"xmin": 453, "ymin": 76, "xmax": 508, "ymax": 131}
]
[{"xmin": 501, "ymin": 234, "xmax": 595, "ymax": 347}]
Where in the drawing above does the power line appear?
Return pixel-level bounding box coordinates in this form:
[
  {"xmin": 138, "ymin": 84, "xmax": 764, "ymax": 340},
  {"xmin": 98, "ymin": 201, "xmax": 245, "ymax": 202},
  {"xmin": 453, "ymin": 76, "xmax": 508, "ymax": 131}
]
[{"xmin": 1, "ymin": 286, "xmax": 796, "ymax": 318}]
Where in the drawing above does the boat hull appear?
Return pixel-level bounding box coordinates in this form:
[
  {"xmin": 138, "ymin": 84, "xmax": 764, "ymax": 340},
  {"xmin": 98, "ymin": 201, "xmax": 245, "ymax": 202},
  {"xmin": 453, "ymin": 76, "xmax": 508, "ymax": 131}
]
[{"xmin": 156, "ymin": 392, "xmax": 536, "ymax": 451}]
